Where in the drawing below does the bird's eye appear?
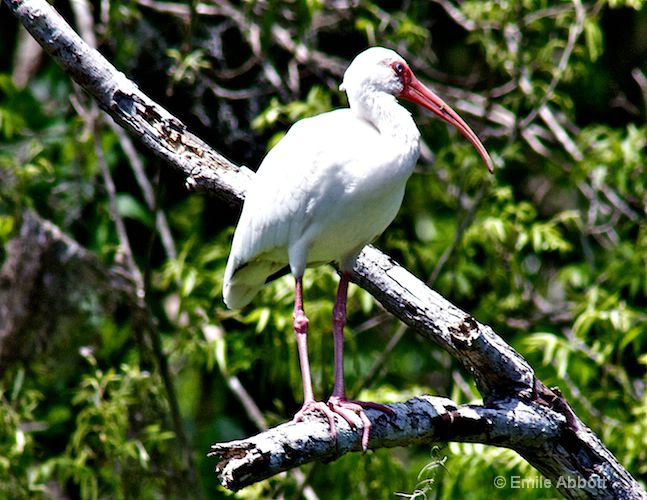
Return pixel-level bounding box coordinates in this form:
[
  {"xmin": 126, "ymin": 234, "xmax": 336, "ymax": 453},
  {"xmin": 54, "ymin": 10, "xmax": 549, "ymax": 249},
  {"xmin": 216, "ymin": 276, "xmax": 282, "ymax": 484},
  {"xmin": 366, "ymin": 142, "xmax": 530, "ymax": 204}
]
[{"xmin": 393, "ymin": 62, "xmax": 405, "ymax": 75}]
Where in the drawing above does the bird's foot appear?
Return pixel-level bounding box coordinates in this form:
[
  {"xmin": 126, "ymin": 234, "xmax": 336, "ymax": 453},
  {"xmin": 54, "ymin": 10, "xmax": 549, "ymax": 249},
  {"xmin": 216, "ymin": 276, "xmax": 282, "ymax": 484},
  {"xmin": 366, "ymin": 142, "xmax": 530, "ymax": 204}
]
[
  {"xmin": 293, "ymin": 398, "xmax": 394, "ymax": 452},
  {"xmin": 327, "ymin": 396, "xmax": 395, "ymax": 452},
  {"xmin": 293, "ymin": 400, "xmax": 338, "ymax": 437}
]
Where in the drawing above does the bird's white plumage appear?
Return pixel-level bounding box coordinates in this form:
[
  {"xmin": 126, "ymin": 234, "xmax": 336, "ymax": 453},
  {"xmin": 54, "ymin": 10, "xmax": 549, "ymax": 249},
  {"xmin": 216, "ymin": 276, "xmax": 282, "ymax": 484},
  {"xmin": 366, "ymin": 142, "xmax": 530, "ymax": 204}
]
[
  {"xmin": 224, "ymin": 47, "xmax": 422, "ymax": 309},
  {"xmin": 221, "ymin": 46, "xmax": 492, "ymax": 449}
]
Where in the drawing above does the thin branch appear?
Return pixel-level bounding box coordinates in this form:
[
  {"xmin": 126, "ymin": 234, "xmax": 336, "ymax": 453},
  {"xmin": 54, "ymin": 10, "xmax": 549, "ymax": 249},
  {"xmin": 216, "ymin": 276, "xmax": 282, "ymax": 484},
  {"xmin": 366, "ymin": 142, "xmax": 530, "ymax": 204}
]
[
  {"xmin": 69, "ymin": 1, "xmax": 199, "ymax": 494},
  {"xmin": 92, "ymin": 118, "xmax": 146, "ymax": 294},
  {"xmin": 428, "ymin": 184, "xmax": 487, "ymax": 287},
  {"xmin": 538, "ymin": 104, "xmax": 583, "ymax": 161},
  {"xmin": 452, "ymin": 370, "xmax": 479, "ymax": 401},
  {"xmin": 352, "ymin": 321, "xmax": 406, "ymax": 396},
  {"xmin": 519, "ymin": 0, "xmax": 585, "ymax": 130},
  {"xmin": 106, "ymin": 118, "xmax": 178, "ymax": 261},
  {"xmin": 135, "ymin": 0, "xmax": 347, "ymax": 86},
  {"xmin": 632, "ymin": 67, "xmax": 647, "ymax": 113},
  {"xmin": 11, "ymin": 25, "xmax": 43, "ymax": 88},
  {"xmin": 598, "ymin": 183, "xmax": 640, "ymax": 223},
  {"xmin": 430, "ymin": 0, "xmax": 504, "ymax": 32},
  {"xmin": 89, "ymin": 111, "xmax": 202, "ymax": 497}
]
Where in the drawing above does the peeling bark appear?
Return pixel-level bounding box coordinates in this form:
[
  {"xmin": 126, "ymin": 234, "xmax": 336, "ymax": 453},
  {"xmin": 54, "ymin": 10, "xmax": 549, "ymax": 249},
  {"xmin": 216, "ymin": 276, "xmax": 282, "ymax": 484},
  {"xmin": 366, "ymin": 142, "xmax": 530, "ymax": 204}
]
[
  {"xmin": 209, "ymin": 396, "xmax": 567, "ymax": 491},
  {"xmin": 352, "ymin": 246, "xmax": 536, "ymax": 402}
]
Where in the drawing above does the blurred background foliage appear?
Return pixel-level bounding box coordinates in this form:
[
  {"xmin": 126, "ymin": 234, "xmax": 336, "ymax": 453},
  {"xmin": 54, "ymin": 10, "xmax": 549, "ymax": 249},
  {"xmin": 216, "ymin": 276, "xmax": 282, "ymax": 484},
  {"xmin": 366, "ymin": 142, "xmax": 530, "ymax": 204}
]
[{"xmin": 0, "ymin": 0, "xmax": 646, "ymax": 498}]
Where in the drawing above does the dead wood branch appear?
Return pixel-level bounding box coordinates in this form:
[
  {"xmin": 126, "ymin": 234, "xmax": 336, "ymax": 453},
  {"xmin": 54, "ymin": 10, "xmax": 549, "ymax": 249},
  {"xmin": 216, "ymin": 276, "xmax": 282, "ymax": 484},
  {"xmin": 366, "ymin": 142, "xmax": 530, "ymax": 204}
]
[{"xmin": 0, "ymin": 211, "xmax": 135, "ymax": 370}]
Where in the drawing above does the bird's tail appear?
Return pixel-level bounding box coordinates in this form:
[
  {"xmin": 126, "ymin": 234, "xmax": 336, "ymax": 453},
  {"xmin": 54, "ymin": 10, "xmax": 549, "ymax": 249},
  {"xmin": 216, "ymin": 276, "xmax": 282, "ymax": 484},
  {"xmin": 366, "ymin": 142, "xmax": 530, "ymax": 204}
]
[{"xmin": 223, "ymin": 258, "xmax": 282, "ymax": 309}]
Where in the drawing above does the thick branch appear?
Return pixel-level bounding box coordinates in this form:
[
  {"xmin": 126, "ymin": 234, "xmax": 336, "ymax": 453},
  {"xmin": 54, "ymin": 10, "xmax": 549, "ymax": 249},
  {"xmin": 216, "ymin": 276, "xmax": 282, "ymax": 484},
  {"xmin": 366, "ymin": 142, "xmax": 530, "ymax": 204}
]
[
  {"xmin": 5, "ymin": 0, "xmax": 251, "ymax": 207},
  {"xmin": 210, "ymin": 393, "xmax": 643, "ymax": 499},
  {"xmin": 0, "ymin": 211, "xmax": 134, "ymax": 369},
  {"xmin": 5, "ymin": 0, "xmax": 645, "ymax": 498},
  {"xmin": 352, "ymin": 246, "xmax": 536, "ymax": 402},
  {"xmin": 209, "ymin": 396, "xmax": 566, "ymax": 491}
]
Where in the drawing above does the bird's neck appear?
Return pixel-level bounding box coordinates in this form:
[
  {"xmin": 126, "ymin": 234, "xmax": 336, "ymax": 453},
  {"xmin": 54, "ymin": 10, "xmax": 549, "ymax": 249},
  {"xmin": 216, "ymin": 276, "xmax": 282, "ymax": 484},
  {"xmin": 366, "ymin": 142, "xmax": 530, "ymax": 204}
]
[{"xmin": 354, "ymin": 91, "xmax": 421, "ymax": 162}]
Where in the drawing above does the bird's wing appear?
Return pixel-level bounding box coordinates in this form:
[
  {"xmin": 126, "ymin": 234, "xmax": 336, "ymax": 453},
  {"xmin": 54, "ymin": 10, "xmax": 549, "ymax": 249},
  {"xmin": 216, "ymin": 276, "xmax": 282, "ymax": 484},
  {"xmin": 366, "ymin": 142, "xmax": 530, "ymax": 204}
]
[{"xmin": 224, "ymin": 110, "xmax": 368, "ymax": 308}]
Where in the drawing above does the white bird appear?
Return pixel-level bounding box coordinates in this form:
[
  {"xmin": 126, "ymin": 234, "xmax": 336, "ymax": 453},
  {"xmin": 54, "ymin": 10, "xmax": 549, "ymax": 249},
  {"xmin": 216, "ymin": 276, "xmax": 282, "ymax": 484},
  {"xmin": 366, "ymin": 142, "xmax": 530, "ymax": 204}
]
[{"xmin": 224, "ymin": 47, "xmax": 493, "ymax": 450}]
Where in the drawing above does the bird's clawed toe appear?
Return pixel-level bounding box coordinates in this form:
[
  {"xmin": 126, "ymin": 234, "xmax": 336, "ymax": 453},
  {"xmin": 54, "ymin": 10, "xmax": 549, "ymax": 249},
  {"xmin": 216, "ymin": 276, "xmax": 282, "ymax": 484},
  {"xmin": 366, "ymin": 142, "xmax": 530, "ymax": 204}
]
[
  {"xmin": 293, "ymin": 400, "xmax": 338, "ymax": 438},
  {"xmin": 327, "ymin": 396, "xmax": 393, "ymax": 452},
  {"xmin": 349, "ymin": 399, "xmax": 396, "ymax": 416},
  {"xmin": 293, "ymin": 398, "xmax": 392, "ymax": 452}
]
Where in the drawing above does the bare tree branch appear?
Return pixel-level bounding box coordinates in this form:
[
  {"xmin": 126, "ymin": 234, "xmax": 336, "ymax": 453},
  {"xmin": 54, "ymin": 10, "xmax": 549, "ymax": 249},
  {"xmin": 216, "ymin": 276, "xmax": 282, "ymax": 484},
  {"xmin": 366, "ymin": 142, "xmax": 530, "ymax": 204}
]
[
  {"xmin": 4, "ymin": 0, "xmax": 646, "ymax": 498},
  {"xmin": 209, "ymin": 396, "xmax": 566, "ymax": 491},
  {"xmin": 107, "ymin": 117, "xmax": 179, "ymax": 261},
  {"xmin": 65, "ymin": 2, "xmax": 202, "ymax": 493},
  {"xmin": 11, "ymin": 25, "xmax": 43, "ymax": 88},
  {"xmin": 5, "ymin": 0, "xmax": 252, "ymax": 207},
  {"xmin": 0, "ymin": 211, "xmax": 135, "ymax": 369},
  {"xmin": 519, "ymin": 0, "xmax": 585, "ymax": 131}
]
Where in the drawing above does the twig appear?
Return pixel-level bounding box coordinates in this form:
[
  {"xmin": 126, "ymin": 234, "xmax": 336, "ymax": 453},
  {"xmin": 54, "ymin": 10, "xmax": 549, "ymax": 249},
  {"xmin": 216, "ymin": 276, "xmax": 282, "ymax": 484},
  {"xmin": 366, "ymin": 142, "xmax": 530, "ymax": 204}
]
[
  {"xmin": 519, "ymin": 72, "xmax": 583, "ymax": 161},
  {"xmin": 430, "ymin": 0, "xmax": 500, "ymax": 31},
  {"xmin": 11, "ymin": 25, "xmax": 43, "ymax": 88},
  {"xmin": 202, "ymin": 324, "xmax": 319, "ymax": 500},
  {"xmin": 506, "ymin": 0, "xmax": 585, "ymax": 161},
  {"xmin": 537, "ymin": 104, "xmax": 583, "ymax": 161},
  {"xmin": 68, "ymin": 0, "xmax": 200, "ymax": 495},
  {"xmin": 69, "ymin": 0, "xmax": 97, "ymax": 49},
  {"xmin": 452, "ymin": 370, "xmax": 479, "ymax": 401},
  {"xmin": 562, "ymin": 327, "xmax": 640, "ymax": 402},
  {"xmin": 157, "ymin": 0, "xmax": 345, "ymax": 76},
  {"xmin": 91, "ymin": 116, "xmax": 202, "ymax": 497},
  {"xmin": 352, "ymin": 321, "xmax": 406, "ymax": 397},
  {"xmin": 632, "ymin": 68, "xmax": 647, "ymax": 113},
  {"xmin": 519, "ymin": 0, "xmax": 585, "ymax": 130},
  {"xmin": 598, "ymin": 183, "xmax": 640, "ymax": 223},
  {"xmin": 428, "ymin": 184, "xmax": 487, "ymax": 287},
  {"xmin": 106, "ymin": 118, "xmax": 178, "ymax": 260}
]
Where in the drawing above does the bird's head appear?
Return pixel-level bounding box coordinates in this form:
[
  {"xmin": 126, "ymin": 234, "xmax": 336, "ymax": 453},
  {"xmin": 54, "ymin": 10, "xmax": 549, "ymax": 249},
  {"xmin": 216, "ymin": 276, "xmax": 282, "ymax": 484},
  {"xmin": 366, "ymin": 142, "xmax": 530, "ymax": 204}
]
[
  {"xmin": 340, "ymin": 47, "xmax": 409, "ymax": 97},
  {"xmin": 341, "ymin": 47, "xmax": 494, "ymax": 173}
]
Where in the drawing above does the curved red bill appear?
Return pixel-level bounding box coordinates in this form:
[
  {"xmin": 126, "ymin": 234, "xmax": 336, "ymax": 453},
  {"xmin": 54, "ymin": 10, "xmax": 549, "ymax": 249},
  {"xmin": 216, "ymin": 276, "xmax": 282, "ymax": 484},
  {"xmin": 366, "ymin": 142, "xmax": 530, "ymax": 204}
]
[{"xmin": 400, "ymin": 75, "xmax": 494, "ymax": 173}]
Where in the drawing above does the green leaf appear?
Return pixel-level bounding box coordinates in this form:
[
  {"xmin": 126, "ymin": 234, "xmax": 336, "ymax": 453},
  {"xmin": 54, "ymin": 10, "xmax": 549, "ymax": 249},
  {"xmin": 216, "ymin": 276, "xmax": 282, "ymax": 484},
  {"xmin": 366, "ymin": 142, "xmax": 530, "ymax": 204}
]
[
  {"xmin": 584, "ymin": 19, "xmax": 603, "ymax": 62},
  {"xmin": 115, "ymin": 193, "xmax": 153, "ymax": 227}
]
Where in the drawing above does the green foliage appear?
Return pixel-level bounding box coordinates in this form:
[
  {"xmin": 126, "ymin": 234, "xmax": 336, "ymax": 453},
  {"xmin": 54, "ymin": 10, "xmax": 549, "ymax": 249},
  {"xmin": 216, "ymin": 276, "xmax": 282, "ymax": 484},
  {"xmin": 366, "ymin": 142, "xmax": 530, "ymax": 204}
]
[
  {"xmin": 2, "ymin": 0, "xmax": 646, "ymax": 498},
  {"xmin": 0, "ymin": 369, "xmax": 43, "ymax": 498},
  {"xmin": 252, "ymin": 86, "xmax": 334, "ymax": 147},
  {"xmin": 46, "ymin": 356, "xmax": 176, "ymax": 499},
  {"xmin": 167, "ymin": 49, "xmax": 212, "ymax": 88}
]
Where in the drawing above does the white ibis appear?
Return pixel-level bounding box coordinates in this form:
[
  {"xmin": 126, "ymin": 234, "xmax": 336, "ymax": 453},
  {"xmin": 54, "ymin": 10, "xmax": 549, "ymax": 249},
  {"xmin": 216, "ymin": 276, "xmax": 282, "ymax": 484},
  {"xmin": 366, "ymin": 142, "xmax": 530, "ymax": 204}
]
[{"xmin": 223, "ymin": 47, "xmax": 493, "ymax": 450}]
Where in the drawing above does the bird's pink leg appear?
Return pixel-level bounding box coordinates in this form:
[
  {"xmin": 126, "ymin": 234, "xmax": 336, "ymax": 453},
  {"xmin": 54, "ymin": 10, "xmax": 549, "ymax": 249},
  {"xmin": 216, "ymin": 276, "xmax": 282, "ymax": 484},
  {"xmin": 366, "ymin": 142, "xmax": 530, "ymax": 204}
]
[
  {"xmin": 292, "ymin": 277, "xmax": 337, "ymax": 433},
  {"xmin": 330, "ymin": 272, "xmax": 350, "ymax": 399},
  {"xmin": 293, "ymin": 277, "xmax": 315, "ymax": 403},
  {"xmin": 328, "ymin": 272, "xmax": 394, "ymax": 451}
]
